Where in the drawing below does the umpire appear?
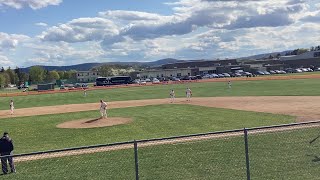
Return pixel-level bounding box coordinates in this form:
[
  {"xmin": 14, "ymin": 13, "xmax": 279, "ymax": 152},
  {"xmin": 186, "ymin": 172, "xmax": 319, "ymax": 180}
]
[{"xmin": 0, "ymin": 132, "xmax": 16, "ymax": 174}]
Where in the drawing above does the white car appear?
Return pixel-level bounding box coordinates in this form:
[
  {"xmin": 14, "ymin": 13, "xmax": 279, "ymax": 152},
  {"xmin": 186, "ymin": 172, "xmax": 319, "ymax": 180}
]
[
  {"xmin": 139, "ymin": 80, "xmax": 147, "ymax": 85},
  {"xmin": 202, "ymin": 74, "xmax": 211, "ymax": 79},
  {"xmin": 152, "ymin": 78, "xmax": 160, "ymax": 84}
]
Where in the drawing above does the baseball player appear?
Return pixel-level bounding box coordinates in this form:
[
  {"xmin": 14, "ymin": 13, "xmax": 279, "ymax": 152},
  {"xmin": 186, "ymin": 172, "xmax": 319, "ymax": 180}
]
[
  {"xmin": 186, "ymin": 87, "xmax": 192, "ymax": 101},
  {"xmin": 83, "ymin": 89, "xmax": 87, "ymax": 97},
  {"xmin": 170, "ymin": 89, "xmax": 175, "ymax": 103},
  {"xmin": 9, "ymin": 100, "xmax": 14, "ymax": 115},
  {"xmin": 228, "ymin": 81, "xmax": 232, "ymax": 89},
  {"xmin": 100, "ymin": 99, "xmax": 108, "ymax": 119}
]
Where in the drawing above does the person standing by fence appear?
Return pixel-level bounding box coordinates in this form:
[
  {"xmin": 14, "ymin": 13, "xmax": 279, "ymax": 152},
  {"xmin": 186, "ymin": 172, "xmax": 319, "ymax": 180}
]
[{"xmin": 0, "ymin": 132, "xmax": 16, "ymax": 175}]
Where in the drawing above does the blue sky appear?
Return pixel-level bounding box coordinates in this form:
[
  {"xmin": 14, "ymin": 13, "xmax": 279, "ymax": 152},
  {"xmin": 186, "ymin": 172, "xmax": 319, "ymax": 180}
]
[{"xmin": 0, "ymin": 0, "xmax": 319, "ymax": 68}]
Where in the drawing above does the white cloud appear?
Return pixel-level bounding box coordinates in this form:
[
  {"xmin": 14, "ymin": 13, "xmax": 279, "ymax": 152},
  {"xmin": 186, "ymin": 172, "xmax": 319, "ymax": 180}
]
[
  {"xmin": 40, "ymin": 17, "xmax": 119, "ymax": 43},
  {"xmin": 0, "ymin": 0, "xmax": 62, "ymax": 10},
  {"xmin": 0, "ymin": 32, "xmax": 30, "ymax": 51},
  {"xmin": 35, "ymin": 22, "xmax": 48, "ymax": 27},
  {"xmin": 0, "ymin": 54, "xmax": 13, "ymax": 66}
]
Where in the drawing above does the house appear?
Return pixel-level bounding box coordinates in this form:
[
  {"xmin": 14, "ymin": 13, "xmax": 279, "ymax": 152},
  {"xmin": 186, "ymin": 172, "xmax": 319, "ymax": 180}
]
[{"xmin": 76, "ymin": 71, "xmax": 99, "ymax": 82}]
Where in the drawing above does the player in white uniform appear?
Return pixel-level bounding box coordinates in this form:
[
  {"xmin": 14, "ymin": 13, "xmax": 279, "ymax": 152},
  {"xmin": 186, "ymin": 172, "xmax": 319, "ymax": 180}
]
[
  {"xmin": 186, "ymin": 88, "xmax": 192, "ymax": 101},
  {"xmin": 170, "ymin": 89, "xmax": 175, "ymax": 103},
  {"xmin": 9, "ymin": 100, "xmax": 14, "ymax": 115},
  {"xmin": 228, "ymin": 81, "xmax": 232, "ymax": 89},
  {"xmin": 83, "ymin": 89, "xmax": 87, "ymax": 97},
  {"xmin": 99, "ymin": 100, "xmax": 108, "ymax": 119}
]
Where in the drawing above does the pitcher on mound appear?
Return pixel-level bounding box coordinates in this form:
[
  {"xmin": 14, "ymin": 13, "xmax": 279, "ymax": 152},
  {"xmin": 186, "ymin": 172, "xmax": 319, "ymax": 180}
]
[
  {"xmin": 186, "ymin": 87, "xmax": 192, "ymax": 101},
  {"xmin": 100, "ymin": 99, "xmax": 108, "ymax": 119}
]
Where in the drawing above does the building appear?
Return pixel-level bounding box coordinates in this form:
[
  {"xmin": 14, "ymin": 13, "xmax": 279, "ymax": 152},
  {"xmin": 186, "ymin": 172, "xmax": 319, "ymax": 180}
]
[
  {"xmin": 280, "ymin": 50, "xmax": 320, "ymax": 68},
  {"xmin": 139, "ymin": 68, "xmax": 198, "ymax": 79},
  {"xmin": 76, "ymin": 71, "xmax": 99, "ymax": 82},
  {"xmin": 138, "ymin": 59, "xmax": 250, "ymax": 79}
]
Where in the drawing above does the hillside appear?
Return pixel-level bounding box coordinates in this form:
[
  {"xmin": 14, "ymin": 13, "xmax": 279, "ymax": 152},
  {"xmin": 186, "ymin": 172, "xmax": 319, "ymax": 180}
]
[{"xmin": 20, "ymin": 58, "xmax": 181, "ymax": 72}]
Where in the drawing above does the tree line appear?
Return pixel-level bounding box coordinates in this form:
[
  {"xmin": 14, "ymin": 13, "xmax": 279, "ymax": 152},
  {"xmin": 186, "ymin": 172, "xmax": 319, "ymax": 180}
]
[
  {"xmin": 0, "ymin": 64, "xmax": 136, "ymax": 88},
  {"xmin": 0, "ymin": 66, "xmax": 77, "ymax": 88}
]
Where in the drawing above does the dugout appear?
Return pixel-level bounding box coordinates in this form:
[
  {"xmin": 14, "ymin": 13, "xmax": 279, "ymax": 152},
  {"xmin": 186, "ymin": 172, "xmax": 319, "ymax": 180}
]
[{"xmin": 37, "ymin": 83, "xmax": 55, "ymax": 91}]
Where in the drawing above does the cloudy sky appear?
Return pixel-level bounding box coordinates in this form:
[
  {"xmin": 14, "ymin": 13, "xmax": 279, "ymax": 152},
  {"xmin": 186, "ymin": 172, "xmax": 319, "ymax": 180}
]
[{"xmin": 0, "ymin": 0, "xmax": 319, "ymax": 67}]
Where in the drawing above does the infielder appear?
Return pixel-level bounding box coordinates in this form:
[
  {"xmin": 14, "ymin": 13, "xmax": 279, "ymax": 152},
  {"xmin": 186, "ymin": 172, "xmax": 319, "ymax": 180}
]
[
  {"xmin": 83, "ymin": 89, "xmax": 87, "ymax": 97},
  {"xmin": 170, "ymin": 89, "xmax": 175, "ymax": 103},
  {"xmin": 186, "ymin": 87, "xmax": 192, "ymax": 101},
  {"xmin": 100, "ymin": 99, "xmax": 108, "ymax": 119},
  {"xmin": 228, "ymin": 81, "xmax": 232, "ymax": 89},
  {"xmin": 9, "ymin": 100, "xmax": 14, "ymax": 115}
]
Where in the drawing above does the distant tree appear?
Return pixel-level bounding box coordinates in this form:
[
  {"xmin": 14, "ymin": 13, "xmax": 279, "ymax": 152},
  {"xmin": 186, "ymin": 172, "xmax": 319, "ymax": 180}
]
[
  {"xmin": 97, "ymin": 65, "xmax": 113, "ymax": 77},
  {"xmin": 2, "ymin": 73, "xmax": 10, "ymax": 86},
  {"xmin": 19, "ymin": 72, "xmax": 29, "ymax": 84},
  {"xmin": 29, "ymin": 66, "xmax": 45, "ymax": 83},
  {"xmin": 0, "ymin": 74, "xmax": 6, "ymax": 88},
  {"xmin": 57, "ymin": 71, "xmax": 65, "ymax": 79},
  {"xmin": 0, "ymin": 67, "xmax": 4, "ymax": 73},
  {"xmin": 64, "ymin": 70, "xmax": 77, "ymax": 81},
  {"xmin": 268, "ymin": 55, "xmax": 274, "ymax": 59},
  {"xmin": 297, "ymin": 48, "xmax": 308, "ymax": 55},
  {"xmin": 43, "ymin": 69, "xmax": 50, "ymax": 82},
  {"xmin": 48, "ymin": 70, "xmax": 60, "ymax": 81},
  {"xmin": 14, "ymin": 67, "xmax": 28, "ymax": 85},
  {"xmin": 6, "ymin": 67, "xmax": 18, "ymax": 85}
]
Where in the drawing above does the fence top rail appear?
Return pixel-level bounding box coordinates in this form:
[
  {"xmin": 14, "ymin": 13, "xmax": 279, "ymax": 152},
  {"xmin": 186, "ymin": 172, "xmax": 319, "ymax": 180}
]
[
  {"xmin": 4, "ymin": 120, "xmax": 320, "ymax": 158},
  {"xmin": 245, "ymin": 120, "xmax": 320, "ymax": 131}
]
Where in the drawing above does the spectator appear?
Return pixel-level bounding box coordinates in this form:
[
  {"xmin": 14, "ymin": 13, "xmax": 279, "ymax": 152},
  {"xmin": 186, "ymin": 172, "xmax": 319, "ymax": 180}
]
[{"xmin": 0, "ymin": 132, "xmax": 16, "ymax": 175}]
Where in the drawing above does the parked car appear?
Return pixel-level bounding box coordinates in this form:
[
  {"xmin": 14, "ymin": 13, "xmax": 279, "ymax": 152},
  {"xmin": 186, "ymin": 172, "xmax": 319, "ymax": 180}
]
[
  {"xmin": 181, "ymin": 76, "xmax": 191, "ymax": 80},
  {"xmin": 269, "ymin": 70, "xmax": 276, "ymax": 74},
  {"xmin": 294, "ymin": 69, "xmax": 303, "ymax": 73},
  {"xmin": 211, "ymin": 74, "xmax": 219, "ymax": 78},
  {"xmin": 60, "ymin": 85, "xmax": 66, "ymax": 90},
  {"xmin": 171, "ymin": 77, "xmax": 181, "ymax": 81},
  {"xmin": 233, "ymin": 72, "xmax": 242, "ymax": 77},
  {"xmin": 133, "ymin": 79, "xmax": 140, "ymax": 84},
  {"xmin": 202, "ymin": 74, "xmax": 211, "ymax": 79},
  {"xmin": 222, "ymin": 73, "xmax": 231, "ymax": 77},
  {"xmin": 307, "ymin": 68, "xmax": 313, "ymax": 72},
  {"xmin": 139, "ymin": 80, "xmax": 147, "ymax": 85},
  {"xmin": 196, "ymin": 75, "xmax": 202, "ymax": 79},
  {"xmin": 284, "ymin": 68, "xmax": 294, "ymax": 73},
  {"xmin": 263, "ymin": 71, "xmax": 271, "ymax": 75},
  {"xmin": 242, "ymin": 72, "xmax": 252, "ymax": 77},
  {"xmin": 218, "ymin": 74, "xmax": 225, "ymax": 78},
  {"xmin": 152, "ymin": 78, "xmax": 160, "ymax": 84},
  {"xmin": 256, "ymin": 71, "xmax": 265, "ymax": 75},
  {"xmin": 314, "ymin": 67, "xmax": 320, "ymax": 71},
  {"xmin": 145, "ymin": 78, "xmax": 151, "ymax": 82}
]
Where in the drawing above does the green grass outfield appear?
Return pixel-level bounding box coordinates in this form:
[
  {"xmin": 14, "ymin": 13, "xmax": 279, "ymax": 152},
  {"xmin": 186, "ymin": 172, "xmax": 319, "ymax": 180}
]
[
  {"xmin": 4, "ymin": 127, "xmax": 320, "ymax": 179},
  {"xmin": 0, "ymin": 78, "xmax": 320, "ymax": 110},
  {"xmin": 0, "ymin": 104, "xmax": 294, "ymax": 154}
]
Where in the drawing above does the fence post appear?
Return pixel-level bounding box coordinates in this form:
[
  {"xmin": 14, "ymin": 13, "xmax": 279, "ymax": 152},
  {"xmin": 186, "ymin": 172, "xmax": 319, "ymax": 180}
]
[
  {"xmin": 244, "ymin": 128, "xmax": 251, "ymax": 180},
  {"xmin": 134, "ymin": 140, "xmax": 139, "ymax": 180}
]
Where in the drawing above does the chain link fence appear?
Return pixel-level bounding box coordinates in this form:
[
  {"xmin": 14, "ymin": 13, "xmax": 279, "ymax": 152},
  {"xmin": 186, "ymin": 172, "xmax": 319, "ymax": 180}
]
[{"xmin": 1, "ymin": 121, "xmax": 320, "ymax": 179}]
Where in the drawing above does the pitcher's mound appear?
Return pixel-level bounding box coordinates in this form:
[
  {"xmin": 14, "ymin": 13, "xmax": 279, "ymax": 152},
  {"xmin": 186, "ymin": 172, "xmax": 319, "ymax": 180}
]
[{"xmin": 57, "ymin": 117, "xmax": 133, "ymax": 129}]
